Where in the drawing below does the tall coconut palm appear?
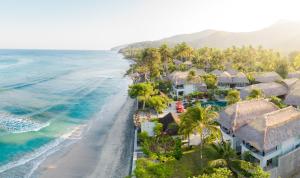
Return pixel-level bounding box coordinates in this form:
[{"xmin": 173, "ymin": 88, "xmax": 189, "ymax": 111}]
[
  {"xmin": 179, "ymin": 104, "xmax": 220, "ymax": 165},
  {"xmin": 209, "ymin": 142, "xmax": 239, "ymax": 175},
  {"xmin": 159, "ymin": 44, "xmax": 172, "ymax": 75},
  {"xmin": 179, "ymin": 113, "xmax": 195, "ymax": 148},
  {"xmin": 173, "ymin": 42, "xmax": 194, "ymax": 62}
]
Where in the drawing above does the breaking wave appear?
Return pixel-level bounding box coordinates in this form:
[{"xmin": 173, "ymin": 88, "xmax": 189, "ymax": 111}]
[{"xmin": 0, "ymin": 112, "xmax": 50, "ymax": 134}]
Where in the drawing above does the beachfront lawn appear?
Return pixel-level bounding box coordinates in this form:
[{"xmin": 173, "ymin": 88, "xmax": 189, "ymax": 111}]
[
  {"xmin": 135, "ymin": 145, "xmax": 218, "ymax": 178},
  {"xmin": 166, "ymin": 145, "xmax": 216, "ymax": 177},
  {"xmin": 134, "ymin": 144, "xmax": 269, "ymax": 178}
]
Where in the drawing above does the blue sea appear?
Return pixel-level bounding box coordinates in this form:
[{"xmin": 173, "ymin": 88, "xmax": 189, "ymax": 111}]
[{"xmin": 0, "ymin": 50, "xmax": 131, "ymax": 176}]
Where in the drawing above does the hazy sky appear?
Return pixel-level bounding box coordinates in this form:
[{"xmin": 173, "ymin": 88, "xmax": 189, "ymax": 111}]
[{"xmin": 0, "ymin": 0, "xmax": 300, "ymax": 50}]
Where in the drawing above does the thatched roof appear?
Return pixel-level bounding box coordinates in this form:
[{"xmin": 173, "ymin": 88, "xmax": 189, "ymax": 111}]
[
  {"xmin": 217, "ymin": 99, "xmax": 279, "ymax": 132},
  {"xmin": 218, "ymin": 71, "xmax": 232, "ymax": 84},
  {"xmin": 174, "ymin": 59, "xmax": 183, "ymax": 65},
  {"xmin": 159, "ymin": 112, "xmax": 179, "ymax": 135},
  {"xmin": 282, "ymin": 78, "xmax": 298, "ymax": 88},
  {"xmin": 211, "ymin": 69, "xmax": 223, "ymax": 76},
  {"xmin": 227, "ymin": 69, "xmax": 239, "ymax": 76},
  {"xmin": 288, "ymin": 71, "xmax": 300, "ymax": 79},
  {"xmin": 189, "ymin": 68, "xmax": 206, "ymax": 76},
  {"xmin": 254, "ymin": 72, "xmax": 282, "ymax": 83},
  {"xmin": 232, "ymin": 72, "xmax": 249, "ymax": 84},
  {"xmin": 236, "ymin": 106, "xmax": 300, "ymax": 151},
  {"xmin": 284, "ymin": 80, "xmax": 300, "ymax": 106},
  {"xmin": 240, "ymin": 82, "xmax": 288, "ymax": 99},
  {"xmin": 168, "ymin": 71, "xmax": 204, "ymax": 85}
]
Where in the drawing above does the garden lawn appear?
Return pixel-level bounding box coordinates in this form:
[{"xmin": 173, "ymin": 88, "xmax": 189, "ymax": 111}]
[{"xmin": 164, "ymin": 145, "xmax": 218, "ymax": 178}]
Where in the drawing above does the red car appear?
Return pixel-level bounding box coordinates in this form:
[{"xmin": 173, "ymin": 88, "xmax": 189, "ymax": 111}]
[{"xmin": 176, "ymin": 101, "xmax": 185, "ymax": 113}]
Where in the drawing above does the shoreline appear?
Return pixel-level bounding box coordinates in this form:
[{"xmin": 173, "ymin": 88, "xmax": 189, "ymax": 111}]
[{"xmin": 31, "ymin": 91, "xmax": 136, "ymax": 177}]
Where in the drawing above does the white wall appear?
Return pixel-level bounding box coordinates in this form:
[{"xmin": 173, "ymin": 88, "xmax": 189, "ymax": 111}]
[{"xmin": 141, "ymin": 121, "xmax": 156, "ymax": 137}]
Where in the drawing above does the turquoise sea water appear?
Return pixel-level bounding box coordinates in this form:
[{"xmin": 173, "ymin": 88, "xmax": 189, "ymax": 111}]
[{"xmin": 0, "ymin": 50, "xmax": 131, "ymax": 174}]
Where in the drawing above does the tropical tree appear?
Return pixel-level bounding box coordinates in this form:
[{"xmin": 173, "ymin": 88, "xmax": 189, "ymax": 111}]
[
  {"xmin": 179, "ymin": 104, "xmax": 219, "ymax": 164},
  {"xmin": 226, "ymin": 89, "xmax": 240, "ymax": 105},
  {"xmin": 202, "ymin": 74, "xmax": 217, "ymax": 89},
  {"xmin": 139, "ymin": 48, "xmax": 162, "ymax": 80},
  {"xmin": 173, "ymin": 42, "xmax": 194, "ymax": 61},
  {"xmin": 291, "ymin": 53, "xmax": 300, "ymax": 70},
  {"xmin": 209, "ymin": 142, "xmax": 240, "ymax": 176},
  {"xmin": 128, "ymin": 82, "xmax": 156, "ymax": 109},
  {"xmin": 193, "ymin": 168, "xmax": 232, "ymax": 178},
  {"xmin": 179, "ymin": 113, "xmax": 194, "ymax": 148},
  {"xmin": 247, "ymin": 89, "xmax": 264, "ymax": 99},
  {"xmin": 148, "ymin": 95, "xmax": 171, "ymax": 116},
  {"xmin": 275, "ymin": 59, "xmax": 289, "ymax": 78},
  {"xmin": 159, "ymin": 44, "xmax": 173, "ymax": 75},
  {"xmin": 187, "ymin": 70, "xmax": 196, "ymax": 81}
]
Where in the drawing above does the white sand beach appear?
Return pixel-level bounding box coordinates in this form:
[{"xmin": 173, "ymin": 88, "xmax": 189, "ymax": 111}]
[{"xmin": 32, "ymin": 96, "xmax": 135, "ymax": 178}]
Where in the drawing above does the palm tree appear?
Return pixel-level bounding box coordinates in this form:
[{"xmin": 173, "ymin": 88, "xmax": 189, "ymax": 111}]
[
  {"xmin": 209, "ymin": 142, "xmax": 239, "ymax": 175},
  {"xmin": 173, "ymin": 42, "xmax": 194, "ymax": 62},
  {"xmin": 179, "ymin": 114, "xmax": 195, "ymax": 148},
  {"xmin": 159, "ymin": 44, "xmax": 172, "ymax": 75},
  {"xmin": 179, "ymin": 104, "xmax": 219, "ymax": 165}
]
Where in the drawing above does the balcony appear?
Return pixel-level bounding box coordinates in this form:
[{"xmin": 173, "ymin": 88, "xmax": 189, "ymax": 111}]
[
  {"xmin": 242, "ymin": 141, "xmax": 278, "ymax": 157},
  {"xmin": 174, "ymin": 84, "xmax": 184, "ymax": 89}
]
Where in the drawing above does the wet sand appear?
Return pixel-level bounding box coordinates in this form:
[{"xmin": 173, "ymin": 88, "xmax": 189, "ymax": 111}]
[{"xmin": 33, "ymin": 96, "xmax": 135, "ymax": 178}]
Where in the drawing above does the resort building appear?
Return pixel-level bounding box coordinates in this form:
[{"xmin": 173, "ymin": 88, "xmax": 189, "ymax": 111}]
[
  {"xmin": 217, "ymin": 99, "xmax": 279, "ymax": 151},
  {"xmin": 219, "ymin": 99, "xmax": 300, "ymax": 177},
  {"xmin": 159, "ymin": 112, "xmax": 179, "ymax": 136},
  {"xmin": 210, "ymin": 70, "xmax": 249, "ymax": 89},
  {"xmin": 189, "ymin": 68, "xmax": 206, "ymax": 76},
  {"xmin": 285, "ymin": 79, "xmax": 300, "ymax": 108},
  {"xmin": 254, "ymin": 72, "xmax": 282, "ymax": 83},
  {"xmin": 231, "ymin": 72, "xmax": 250, "ymax": 89},
  {"xmin": 217, "ymin": 71, "xmax": 232, "ymax": 89},
  {"xmin": 240, "ymin": 82, "xmax": 288, "ymax": 99},
  {"xmin": 168, "ymin": 71, "xmax": 207, "ymax": 98},
  {"xmin": 210, "ymin": 69, "xmax": 223, "ymax": 76},
  {"xmin": 236, "ymin": 106, "xmax": 300, "ymax": 170}
]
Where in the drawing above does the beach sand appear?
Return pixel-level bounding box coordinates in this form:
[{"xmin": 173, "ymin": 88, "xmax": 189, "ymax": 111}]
[{"xmin": 32, "ymin": 96, "xmax": 135, "ymax": 178}]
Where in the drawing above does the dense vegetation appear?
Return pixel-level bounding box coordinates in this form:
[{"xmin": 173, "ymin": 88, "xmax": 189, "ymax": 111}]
[{"xmin": 124, "ymin": 43, "xmax": 300, "ymax": 79}]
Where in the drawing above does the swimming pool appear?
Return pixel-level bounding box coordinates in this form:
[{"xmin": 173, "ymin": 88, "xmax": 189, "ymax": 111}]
[{"xmin": 201, "ymin": 101, "xmax": 227, "ymax": 107}]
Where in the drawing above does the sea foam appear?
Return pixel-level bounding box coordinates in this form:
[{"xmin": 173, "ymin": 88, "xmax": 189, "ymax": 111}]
[{"xmin": 0, "ymin": 112, "xmax": 49, "ymax": 134}]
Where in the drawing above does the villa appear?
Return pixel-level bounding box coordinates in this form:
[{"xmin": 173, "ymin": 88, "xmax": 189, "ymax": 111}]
[
  {"xmin": 210, "ymin": 70, "xmax": 249, "ymax": 89},
  {"xmin": 218, "ymin": 99, "xmax": 300, "ymax": 177},
  {"xmin": 168, "ymin": 71, "xmax": 207, "ymax": 98},
  {"xmin": 254, "ymin": 72, "xmax": 282, "ymax": 83},
  {"xmin": 236, "ymin": 106, "xmax": 300, "ymax": 169},
  {"xmin": 217, "ymin": 71, "xmax": 232, "ymax": 88},
  {"xmin": 240, "ymin": 82, "xmax": 288, "ymax": 99},
  {"xmin": 285, "ymin": 79, "xmax": 300, "ymax": 108},
  {"xmin": 217, "ymin": 99, "xmax": 279, "ymax": 151},
  {"xmin": 231, "ymin": 72, "xmax": 250, "ymax": 89}
]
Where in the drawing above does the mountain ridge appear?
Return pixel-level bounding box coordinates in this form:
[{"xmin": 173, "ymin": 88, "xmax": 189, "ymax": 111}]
[{"xmin": 114, "ymin": 20, "xmax": 300, "ymax": 52}]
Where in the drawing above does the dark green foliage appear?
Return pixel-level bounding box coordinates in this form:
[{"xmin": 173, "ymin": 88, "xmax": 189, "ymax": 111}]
[
  {"xmin": 247, "ymin": 88, "xmax": 264, "ymax": 99},
  {"xmin": 156, "ymin": 80, "xmax": 172, "ymax": 94},
  {"xmin": 269, "ymin": 96, "xmax": 286, "ymax": 108},
  {"xmin": 275, "ymin": 59, "xmax": 289, "ymax": 78},
  {"xmin": 202, "ymin": 74, "xmax": 217, "ymax": 89},
  {"xmin": 173, "ymin": 138, "xmax": 183, "ymax": 160},
  {"xmin": 226, "ymin": 89, "xmax": 240, "ymax": 105},
  {"xmin": 134, "ymin": 158, "xmax": 172, "ymax": 178}
]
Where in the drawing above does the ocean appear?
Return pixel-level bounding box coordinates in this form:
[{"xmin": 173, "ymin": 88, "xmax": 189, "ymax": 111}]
[{"xmin": 0, "ymin": 49, "xmax": 131, "ymax": 177}]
